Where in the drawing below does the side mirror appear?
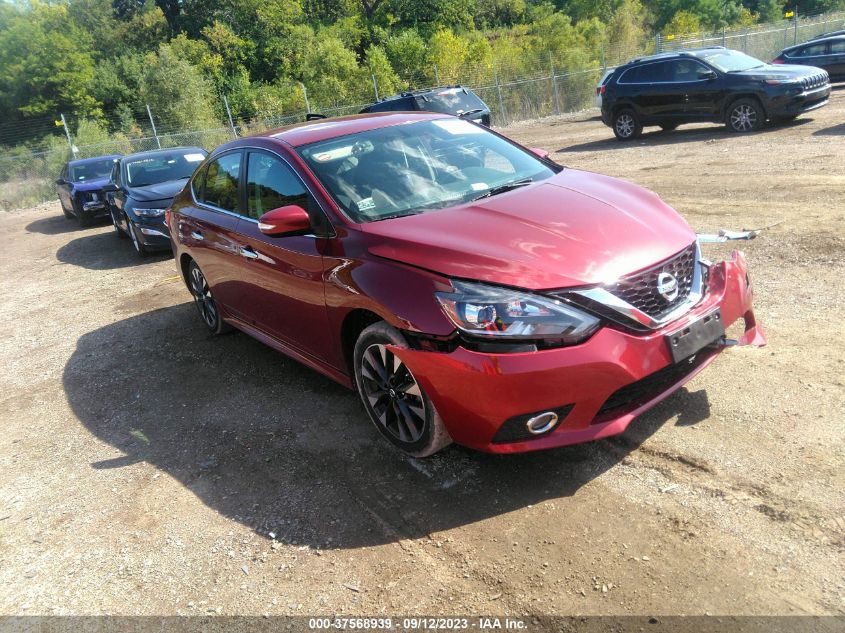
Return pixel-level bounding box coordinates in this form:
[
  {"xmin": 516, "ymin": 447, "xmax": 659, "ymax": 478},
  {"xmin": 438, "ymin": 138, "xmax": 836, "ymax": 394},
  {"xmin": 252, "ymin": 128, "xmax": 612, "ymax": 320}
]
[
  {"xmin": 258, "ymin": 205, "xmax": 311, "ymax": 237},
  {"xmin": 56, "ymin": 178, "xmax": 65, "ymax": 185},
  {"xmin": 101, "ymin": 182, "xmax": 118, "ymax": 192},
  {"xmin": 701, "ymin": 70, "xmax": 717, "ymax": 81},
  {"xmin": 529, "ymin": 147, "xmax": 550, "ymax": 160}
]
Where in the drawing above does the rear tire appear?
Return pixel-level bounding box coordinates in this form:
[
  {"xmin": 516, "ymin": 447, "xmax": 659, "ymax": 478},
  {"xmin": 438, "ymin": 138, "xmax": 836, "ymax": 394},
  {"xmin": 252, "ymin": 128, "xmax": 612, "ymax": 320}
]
[
  {"xmin": 353, "ymin": 322, "xmax": 451, "ymax": 458},
  {"xmin": 187, "ymin": 260, "xmax": 229, "ymax": 335},
  {"xmin": 613, "ymin": 108, "xmax": 642, "ymax": 141},
  {"xmin": 726, "ymin": 98, "xmax": 764, "ymax": 133}
]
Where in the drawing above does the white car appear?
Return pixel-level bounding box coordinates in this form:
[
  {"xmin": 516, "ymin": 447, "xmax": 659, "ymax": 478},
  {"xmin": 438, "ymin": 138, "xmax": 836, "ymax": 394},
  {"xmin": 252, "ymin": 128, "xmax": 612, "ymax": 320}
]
[{"xmin": 595, "ymin": 69, "xmax": 614, "ymax": 108}]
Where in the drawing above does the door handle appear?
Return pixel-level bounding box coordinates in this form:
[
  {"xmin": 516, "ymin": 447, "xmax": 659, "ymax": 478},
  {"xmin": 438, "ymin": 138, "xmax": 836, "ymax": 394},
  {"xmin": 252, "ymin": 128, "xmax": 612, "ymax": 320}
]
[
  {"xmin": 190, "ymin": 231, "xmax": 204, "ymax": 241},
  {"xmin": 239, "ymin": 246, "xmax": 259, "ymax": 260}
]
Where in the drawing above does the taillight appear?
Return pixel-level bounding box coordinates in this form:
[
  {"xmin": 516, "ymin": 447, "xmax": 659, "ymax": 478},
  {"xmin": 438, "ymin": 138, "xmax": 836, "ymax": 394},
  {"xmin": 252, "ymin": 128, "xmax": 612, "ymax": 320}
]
[
  {"xmin": 164, "ymin": 208, "xmax": 172, "ymax": 229},
  {"xmin": 772, "ymin": 58, "xmax": 784, "ymax": 64},
  {"xmin": 597, "ymin": 85, "xmax": 606, "ymax": 95}
]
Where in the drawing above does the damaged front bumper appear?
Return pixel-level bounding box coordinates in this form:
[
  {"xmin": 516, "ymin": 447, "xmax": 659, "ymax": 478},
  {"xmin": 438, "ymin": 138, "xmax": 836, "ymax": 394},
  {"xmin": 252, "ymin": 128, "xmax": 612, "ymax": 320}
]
[{"xmin": 391, "ymin": 250, "xmax": 766, "ymax": 453}]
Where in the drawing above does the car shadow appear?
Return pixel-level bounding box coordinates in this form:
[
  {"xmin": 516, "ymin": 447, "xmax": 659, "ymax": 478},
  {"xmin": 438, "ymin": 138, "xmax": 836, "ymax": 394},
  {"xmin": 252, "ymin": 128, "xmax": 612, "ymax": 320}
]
[
  {"xmin": 813, "ymin": 122, "xmax": 845, "ymax": 136},
  {"xmin": 55, "ymin": 231, "xmax": 171, "ymax": 270},
  {"xmin": 561, "ymin": 118, "xmax": 812, "ymax": 152},
  {"xmin": 64, "ymin": 304, "xmax": 711, "ymax": 550},
  {"xmin": 25, "ymin": 214, "xmax": 109, "ymax": 236}
]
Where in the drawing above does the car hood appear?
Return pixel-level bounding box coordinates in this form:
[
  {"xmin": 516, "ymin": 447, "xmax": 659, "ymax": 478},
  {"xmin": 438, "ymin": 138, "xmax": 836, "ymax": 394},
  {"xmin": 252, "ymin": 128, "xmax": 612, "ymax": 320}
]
[
  {"xmin": 72, "ymin": 178, "xmax": 111, "ymax": 192},
  {"xmin": 128, "ymin": 179, "xmax": 188, "ymax": 202},
  {"xmin": 362, "ymin": 169, "xmax": 695, "ymax": 290},
  {"xmin": 733, "ymin": 63, "xmax": 825, "ymax": 80}
]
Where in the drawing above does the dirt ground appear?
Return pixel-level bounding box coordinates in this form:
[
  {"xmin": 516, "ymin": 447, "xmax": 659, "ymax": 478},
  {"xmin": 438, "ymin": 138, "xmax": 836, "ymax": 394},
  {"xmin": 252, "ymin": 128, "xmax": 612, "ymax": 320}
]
[{"xmin": 1, "ymin": 91, "xmax": 843, "ymax": 622}]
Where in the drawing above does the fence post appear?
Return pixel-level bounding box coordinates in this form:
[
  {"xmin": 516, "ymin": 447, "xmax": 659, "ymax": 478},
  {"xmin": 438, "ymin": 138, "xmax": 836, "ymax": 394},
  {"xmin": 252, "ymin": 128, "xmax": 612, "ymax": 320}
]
[
  {"xmin": 655, "ymin": 33, "xmax": 662, "ymax": 53},
  {"xmin": 434, "ymin": 64, "xmax": 440, "ymax": 85},
  {"xmin": 222, "ymin": 95, "xmax": 237, "ymax": 138},
  {"xmin": 146, "ymin": 104, "xmax": 161, "ymax": 149},
  {"xmin": 550, "ymin": 52, "xmax": 561, "ymax": 116},
  {"xmin": 494, "ymin": 68, "xmax": 506, "ymax": 126},
  {"xmin": 793, "ymin": 8, "xmax": 799, "ymax": 44},
  {"xmin": 59, "ymin": 113, "xmax": 77, "ymax": 158},
  {"xmin": 721, "ymin": 27, "xmax": 726, "ymax": 46},
  {"xmin": 743, "ymin": 27, "xmax": 748, "ymax": 53},
  {"xmin": 600, "ymin": 42, "xmax": 606, "ymax": 72},
  {"xmin": 300, "ymin": 83, "xmax": 311, "ymax": 114},
  {"xmin": 372, "ymin": 73, "xmax": 380, "ymax": 101}
]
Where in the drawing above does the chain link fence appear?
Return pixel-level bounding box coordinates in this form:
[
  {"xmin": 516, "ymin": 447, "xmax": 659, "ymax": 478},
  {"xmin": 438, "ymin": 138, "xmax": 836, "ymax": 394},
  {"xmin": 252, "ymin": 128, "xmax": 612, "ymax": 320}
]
[{"xmin": 2, "ymin": 9, "xmax": 844, "ymax": 211}]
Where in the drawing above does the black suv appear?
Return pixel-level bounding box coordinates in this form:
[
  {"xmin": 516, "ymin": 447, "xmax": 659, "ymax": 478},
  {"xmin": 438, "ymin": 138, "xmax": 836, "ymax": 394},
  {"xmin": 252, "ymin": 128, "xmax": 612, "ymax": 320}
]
[
  {"xmin": 360, "ymin": 86, "xmax": 491, "ymax": 127},
  {"xmin": 773, "ymin": 35, "xmax": 845, "ymax": 81},
  {"xmin": 601, "ymin": 46, "xmax": 830, "ymax": 140}
]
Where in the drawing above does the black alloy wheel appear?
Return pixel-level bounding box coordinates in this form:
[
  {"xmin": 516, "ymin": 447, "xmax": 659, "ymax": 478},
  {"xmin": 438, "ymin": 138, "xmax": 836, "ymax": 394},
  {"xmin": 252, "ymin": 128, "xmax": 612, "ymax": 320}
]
[
  {"xmin": 353, "ymin": 322, "xmax": 451, "ymax": 457},
  {"xmin": 188, "ymin": 261, "xmax": 224, "ymax": 333}
]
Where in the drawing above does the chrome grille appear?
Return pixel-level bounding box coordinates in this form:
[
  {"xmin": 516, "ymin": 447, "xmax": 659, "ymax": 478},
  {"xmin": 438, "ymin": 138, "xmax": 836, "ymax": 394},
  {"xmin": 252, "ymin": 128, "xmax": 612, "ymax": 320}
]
[
  {"xmin": 801, "ymin": 72, "xmax": 829, "ymax": 90},
  {"xmin": 608, "ymin": 243, "xmax": 696, "ymax": 320}
]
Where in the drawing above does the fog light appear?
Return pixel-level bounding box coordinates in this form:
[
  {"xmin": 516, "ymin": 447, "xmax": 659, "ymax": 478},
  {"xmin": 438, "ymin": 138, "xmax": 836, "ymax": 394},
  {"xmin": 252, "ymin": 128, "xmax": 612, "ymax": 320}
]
[{"xmin": 526, "ymin": 411, "xmax": 558, "ymax": 435}]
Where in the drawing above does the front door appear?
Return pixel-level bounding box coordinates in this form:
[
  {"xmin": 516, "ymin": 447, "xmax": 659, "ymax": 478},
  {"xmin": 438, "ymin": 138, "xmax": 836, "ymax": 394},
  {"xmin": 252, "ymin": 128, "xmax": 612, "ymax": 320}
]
[{"xmin": 230, "ymin": 149, "xmax": 336, "ymax": 366}]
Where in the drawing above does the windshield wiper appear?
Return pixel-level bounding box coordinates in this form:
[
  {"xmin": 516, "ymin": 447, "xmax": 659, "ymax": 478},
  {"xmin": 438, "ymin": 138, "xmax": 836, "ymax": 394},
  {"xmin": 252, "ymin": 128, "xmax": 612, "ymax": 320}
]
[
  {"xmin": 458, "ymin": 109, "xmax": 485, "ymax": 119},
  {"xmin": 370, "ymin": 211, "xmax": 423, "ymax": 222},
  {"xmin": 470, "ymin": 178, "xmax": 533, "ymax": 202}
]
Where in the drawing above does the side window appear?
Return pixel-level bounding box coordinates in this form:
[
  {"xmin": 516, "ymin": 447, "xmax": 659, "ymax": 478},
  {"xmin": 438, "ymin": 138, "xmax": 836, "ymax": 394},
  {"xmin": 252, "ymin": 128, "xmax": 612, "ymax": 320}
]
[
  {"xmin": 621, "ymin": 62, "xmax": 669, "ymax": 83},
  {"xmin": 831, "ymin": 40, "xmax": 845, "ymax": 54},
  {"xmin": 796, "ymin": 43, "xmax": 828, "ymax": 57},
  {"xmin": 111, "ymin": 161, "xmax": 121, "ymax": 186},
  {"xmin": 668, "ymin": 60, "xmax": 710, "ymax": 82},
  {"xmin": 200, "ymin": 153, "xmax": 241, "ymax": 212},
  {"xmin": 246, "ymin": 152, "xmax": 308, "ymax": 220}
]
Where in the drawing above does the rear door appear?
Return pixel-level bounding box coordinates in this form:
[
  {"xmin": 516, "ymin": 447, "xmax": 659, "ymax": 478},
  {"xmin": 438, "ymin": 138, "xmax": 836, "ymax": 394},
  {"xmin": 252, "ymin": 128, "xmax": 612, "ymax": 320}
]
[
  {"xmin": 57, "ymin": 164, "xmax": 72, "ymax": 210},
  {"xmin": 618, "ymin": 61, "xmax": 686, "ymax": 120},
  {"xmin": 829, "ymin": 39, "xmax": 845, "ymax": 79},
  {"xmin": 177, "ymin": 151, "xmax": 248, "ymax": 319},
  {"xmin": 788, "ymin": 41, "xmax": 831, "ymax": 72},
  {"xmin": 228, "ymin": 149, "xmax": 337, "ymax": 365}
]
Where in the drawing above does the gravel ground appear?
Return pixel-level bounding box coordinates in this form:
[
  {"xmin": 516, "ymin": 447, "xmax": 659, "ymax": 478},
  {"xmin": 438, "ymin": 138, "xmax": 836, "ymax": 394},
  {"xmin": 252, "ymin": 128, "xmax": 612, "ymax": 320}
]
[{"xmin": 0, "ymin": 91, "xmax": 843, "ymax": 620}]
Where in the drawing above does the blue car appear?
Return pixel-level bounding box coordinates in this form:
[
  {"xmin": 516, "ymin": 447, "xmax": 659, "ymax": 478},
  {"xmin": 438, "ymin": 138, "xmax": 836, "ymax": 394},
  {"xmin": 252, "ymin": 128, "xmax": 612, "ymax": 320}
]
[
  {"xmin": 56, "ymin": 155, "xmax": 122, "ymax": 226},
  {"xmin": 104, "ymin": 147, "xmax": 208, "ymax": 256}
]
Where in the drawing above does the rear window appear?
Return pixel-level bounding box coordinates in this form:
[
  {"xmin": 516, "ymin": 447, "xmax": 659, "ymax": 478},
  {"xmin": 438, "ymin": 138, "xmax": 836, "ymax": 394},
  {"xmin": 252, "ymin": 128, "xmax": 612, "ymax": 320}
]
[
  {"xmin": 794, "ymin": 43, "xmax": 828, "ymax": 57},
  {"xmin": 619, "ymin": 61, "xmax": 670, "ymax": 83},
  {"xmin": 415, "ymin": 88, "xmax": 487, "ymax": 115}
]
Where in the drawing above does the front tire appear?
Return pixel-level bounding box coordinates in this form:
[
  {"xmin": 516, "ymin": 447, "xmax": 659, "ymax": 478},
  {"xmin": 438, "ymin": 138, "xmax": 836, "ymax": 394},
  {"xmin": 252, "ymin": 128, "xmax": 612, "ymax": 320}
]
[
  {"xmin": 353, "ymin": 322, "xmax": 451, "ymax": 457},
  {"xmin": 187, "ymin": 260, "xmax": 228, "ymax": 335},
  {"xmin": 726, "ymin": 98, "xmax": 763, "ymax": 133},
  {"xmin": 127, "ymin": 218, "xmax": 148, "ymax": 257},
  {"xmin": 111, "ymin": 209, "xmax": 127, "ymax": 239},
  {"xmin": 613, "ymin": 108, "xmax": 642, "ymax": 141}
]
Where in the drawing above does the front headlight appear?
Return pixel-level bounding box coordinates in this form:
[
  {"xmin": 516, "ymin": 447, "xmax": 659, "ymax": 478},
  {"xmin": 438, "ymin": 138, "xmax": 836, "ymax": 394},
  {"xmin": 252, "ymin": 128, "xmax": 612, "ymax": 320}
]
[
  {"xmin": 435, "ymin": 280, "xmax": 600, "ymax": 344},
  {"xmin": 134, "ymin": 208, "xmax": 165, "ymax": 218}
]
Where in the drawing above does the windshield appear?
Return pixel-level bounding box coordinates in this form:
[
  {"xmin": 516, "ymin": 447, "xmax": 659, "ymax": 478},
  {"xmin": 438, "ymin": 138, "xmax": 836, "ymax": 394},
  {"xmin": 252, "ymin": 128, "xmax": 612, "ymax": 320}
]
[
  {"xmin": 297, "ymin": 119, "xmax": 558, "ymax": 223},
  {"xmin": 699, "ymin": 50, "xmax": 766, "ymax": 72},
  {"xmin": 415, "ymin": 88, "xmax": 487, "ymax": 115},
  {"xmin": 125, "ymin": 150, "xmax": 206, "ymax": 187},
  {"xmin": 69, "ymin": 159, "xmax": 115, "ymax": 182}
]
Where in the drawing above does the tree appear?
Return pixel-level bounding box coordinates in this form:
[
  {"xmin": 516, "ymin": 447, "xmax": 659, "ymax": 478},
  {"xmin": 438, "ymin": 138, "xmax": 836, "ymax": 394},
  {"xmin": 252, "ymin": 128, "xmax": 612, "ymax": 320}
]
[
  {"xmin": 113, "ymin": 0, "xmax": 182, "ymax": 34},
  {"xmin": 140, "ymin": 45, "xmax": 217, "ymax": 130},
  {"xmin": 0, "ymin": 4, "xmax": 101, "ymax": 123}
]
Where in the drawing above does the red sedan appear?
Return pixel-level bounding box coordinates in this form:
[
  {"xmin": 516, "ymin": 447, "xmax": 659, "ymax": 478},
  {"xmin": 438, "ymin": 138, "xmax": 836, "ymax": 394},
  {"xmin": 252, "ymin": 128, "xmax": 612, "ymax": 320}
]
[{"xmin": 167, "ymin": 113, "xmax": 765, "ymax": 456}]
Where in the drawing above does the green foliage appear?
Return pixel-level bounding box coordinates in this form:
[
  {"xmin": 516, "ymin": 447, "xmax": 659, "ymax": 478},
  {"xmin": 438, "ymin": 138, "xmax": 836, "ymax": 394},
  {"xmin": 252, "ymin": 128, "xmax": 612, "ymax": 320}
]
[{"xmin": 139, "ymin": 45, "xmax": 218, "ymax": 130}]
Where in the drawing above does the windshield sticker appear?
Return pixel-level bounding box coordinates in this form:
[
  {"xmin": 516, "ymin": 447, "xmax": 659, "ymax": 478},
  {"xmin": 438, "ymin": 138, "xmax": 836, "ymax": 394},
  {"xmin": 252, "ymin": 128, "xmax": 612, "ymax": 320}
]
[
  {"xmin": 184, "ymin": 153, "xmax": 205, "ymax": 162},
  {"xmin": 357, "ymin": 197, "xmax": 376, "ymax": 211},
  {"xmin": 432, "ymin": 119, "xmax": 484, "ymax": 135},
  {"xmin": 470, "ymin": 182, "xmax": 488, "ymax": 191}
]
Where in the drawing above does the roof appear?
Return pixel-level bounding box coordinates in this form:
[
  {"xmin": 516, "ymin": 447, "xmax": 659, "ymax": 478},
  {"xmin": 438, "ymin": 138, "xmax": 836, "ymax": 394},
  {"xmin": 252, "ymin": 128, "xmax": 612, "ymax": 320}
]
[
  {"xmin": 68, "ymin": 154, "xmax": 122, "ymax": 166},
  {"xmin": 120, "ymin": 146, "xmax": 206, "ymax": 162},
  {"xmin": 786, "ymin": 32, "xmax": 845, "ymax": 50},
  {"xmin": 628, "ymin": 46, "xmax": 727, "ymax": 65},
  {"xmin": 261, "ymin": 112, "xmax": 450, "ymax": 148}
]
